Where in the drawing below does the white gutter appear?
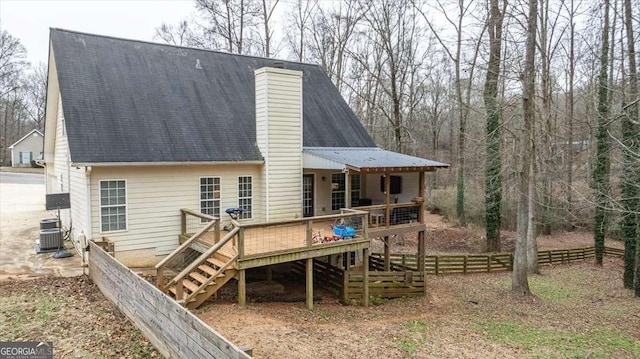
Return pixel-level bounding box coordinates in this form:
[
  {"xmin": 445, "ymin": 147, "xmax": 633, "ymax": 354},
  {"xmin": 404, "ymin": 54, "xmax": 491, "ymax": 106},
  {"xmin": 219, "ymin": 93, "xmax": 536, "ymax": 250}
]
[{"xmin": 71, "ymin": 160, "xmax": 265, "ymax": 167}]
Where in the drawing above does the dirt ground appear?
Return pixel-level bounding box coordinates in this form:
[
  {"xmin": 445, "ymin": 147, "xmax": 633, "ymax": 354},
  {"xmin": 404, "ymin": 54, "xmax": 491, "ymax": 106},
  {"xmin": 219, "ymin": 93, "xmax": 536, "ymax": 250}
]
[
  {"xmin": 197, "ymin": 213, "xmax": 635, "ymax": 359},
  {"xmin": 199, "ymin": 258, "xmax": 639, "ymax": 359},
  {"xmin": 0, "ymin": 276, "xmax": 159, "ymax": 358}
]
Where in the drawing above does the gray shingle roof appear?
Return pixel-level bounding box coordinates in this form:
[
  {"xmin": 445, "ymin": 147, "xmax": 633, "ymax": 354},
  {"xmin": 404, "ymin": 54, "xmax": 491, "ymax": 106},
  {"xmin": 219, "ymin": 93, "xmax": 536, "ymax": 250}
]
[{"xmin": 50, "ymin": 29, "xmax": 376, "ymax": 163}]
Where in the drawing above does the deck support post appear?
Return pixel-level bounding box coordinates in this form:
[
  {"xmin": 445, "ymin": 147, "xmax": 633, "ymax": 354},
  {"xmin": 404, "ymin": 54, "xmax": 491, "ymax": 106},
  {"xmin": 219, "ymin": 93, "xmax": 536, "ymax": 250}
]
[
  {"xmin": 266, "ymin": 266, "xmax": 273, "ymax": 283},
  {"xmin": 384, "ymin": 236, "xmax": 390, "ymax": 271},
  {"xmin": 238, "ymin": 269, "xmax": 246, "ymax": 307},
  {"xmin": 345, "ymin": 252, "xmax": 352, "ymax": 271},
  {"xmin": 363, "ymin": 248, "xmax": 369, "ymax": 307},
  {"xmin": 306, "ymin": 258, "xmax": 313, "ymax": 310},
  {"xmin": 418, "ymin": 230, "xmax": 425, "ymax": 272}
]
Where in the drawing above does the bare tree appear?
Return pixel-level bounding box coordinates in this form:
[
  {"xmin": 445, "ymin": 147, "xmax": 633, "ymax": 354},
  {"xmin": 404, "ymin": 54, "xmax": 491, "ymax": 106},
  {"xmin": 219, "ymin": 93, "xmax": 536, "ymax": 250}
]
[
  {"xmin": 24, "ymin": 63, "xmax": 47, "ymax": 131},
  {"xmin": 621, "ymin": 0, "xmax": 639, "ymax": 295},
  {"xmin": 561, "ymin": 0, "xmax": 580, "ymax": 231},
  {"xmin": 195, "ymin": 0, "xmax": 260, "ymax": 54},
  {"xmin": 356, "ymin": 0, "xmax": 426, "ymax": 152},
  {"xmin": 513, "ymin": 0, "xmax": 538, "ymax": 295},
  {"xmin": 286, "ymin": 0, "xmax": 318, "ymax": 62},
  {"xmin": 155, "ymin": 21, "xmax": 196, "ymax": 47},
  {"xmin": 308, "ymin": 0, "xmax": 365, "ymax": 92},
  {"xmin": 0, "ymin": 29, "xmax": 27, "ymax": 98},
  {"xmin": 484, "ymin": 0, "xmax": 506, "ymax": 252},
  {"xmin": 258, "ymin": 0, "xmax": 280, "ymax": 57},
  {"xmin": 415, "ymin": 0, "xmax": 486, "ymax": 226},
  {"xmin": 593, "ymin": 0, "xmax": 611, "ymax": 266}
]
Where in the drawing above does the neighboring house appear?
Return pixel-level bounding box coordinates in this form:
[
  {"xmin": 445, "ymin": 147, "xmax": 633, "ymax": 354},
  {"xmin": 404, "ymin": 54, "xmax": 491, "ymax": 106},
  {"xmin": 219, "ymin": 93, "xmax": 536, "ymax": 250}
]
[
  {"xmin": 44, "ymin": 29, "xmax": 448, "ymax": 267},
  {"xmin": 9, "ymin": 129, "xmax": 44, "ymax": 167}
]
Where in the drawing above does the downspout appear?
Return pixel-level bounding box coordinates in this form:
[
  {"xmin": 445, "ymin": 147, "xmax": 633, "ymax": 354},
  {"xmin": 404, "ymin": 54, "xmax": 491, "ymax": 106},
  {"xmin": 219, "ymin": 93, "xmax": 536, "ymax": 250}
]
[{"xmin": 82, "ymin": 166, "xmax": 92, "ymax": 263}]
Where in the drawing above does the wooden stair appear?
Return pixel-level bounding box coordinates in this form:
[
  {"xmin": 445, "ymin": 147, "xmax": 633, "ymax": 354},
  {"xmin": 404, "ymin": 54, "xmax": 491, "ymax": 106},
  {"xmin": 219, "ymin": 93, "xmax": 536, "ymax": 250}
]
[{"xmin": 168, "ymin": 249, "xmax": 238, "ymax": 309}]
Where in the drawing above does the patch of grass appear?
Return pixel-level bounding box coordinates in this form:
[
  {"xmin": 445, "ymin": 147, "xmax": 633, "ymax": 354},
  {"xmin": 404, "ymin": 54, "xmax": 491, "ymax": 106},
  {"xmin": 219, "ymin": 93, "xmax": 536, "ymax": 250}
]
[
  {"xmin": 496, "ymin": 273, "xmax": 600, "ymax": 306},
  {"xmin": 528, "ymin": 276, "xmax": 576, "ymax": 305},
  {"xmin": 599, "ymin": 303, "xmax": 634, "ymax": 319},
  {"xmin": 478, "ymin": 320, "xmax": 640, "ymax": 358},
  {"xmin": 395, "ymin": 320, "xmax": 428, "ymax": 355},
  {"xmin": 35, "ymin": 297, "xmax": 62, "ymax": 321}
]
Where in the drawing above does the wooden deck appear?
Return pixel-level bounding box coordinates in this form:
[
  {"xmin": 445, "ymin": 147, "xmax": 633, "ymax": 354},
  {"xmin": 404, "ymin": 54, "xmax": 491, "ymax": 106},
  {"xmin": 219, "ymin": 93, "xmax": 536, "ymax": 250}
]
[{"xmin": 181, "ymin": 217, "xmax": 370, "ymax": 269}]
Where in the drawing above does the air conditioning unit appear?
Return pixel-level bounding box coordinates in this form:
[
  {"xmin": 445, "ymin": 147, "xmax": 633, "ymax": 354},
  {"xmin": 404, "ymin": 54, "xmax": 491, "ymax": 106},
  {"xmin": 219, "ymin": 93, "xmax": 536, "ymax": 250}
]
[
  {"xmin": 40, "ymin": 218, "xmax": 60, "ymax": 230},
  {"xmin": 39, "ymin": 228, "xmax": 62, "ymax": 250}
]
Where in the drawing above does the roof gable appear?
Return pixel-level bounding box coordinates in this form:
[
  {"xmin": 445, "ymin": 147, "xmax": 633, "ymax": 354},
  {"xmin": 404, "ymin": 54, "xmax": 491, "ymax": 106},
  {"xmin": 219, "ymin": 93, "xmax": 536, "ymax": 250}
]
[
  {"xmin": 49, "ymin": 29, "xmax": 375, "ymax": 164},
  {"xmin": 9, "ymin": 129, "xmax": 44, "ymax": 148}
]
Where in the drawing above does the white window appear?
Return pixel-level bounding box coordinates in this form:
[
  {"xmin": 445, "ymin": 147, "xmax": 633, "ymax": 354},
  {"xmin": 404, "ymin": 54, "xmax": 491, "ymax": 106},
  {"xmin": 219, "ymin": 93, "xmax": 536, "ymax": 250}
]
[
  {"xmin": 200, "ymin": 177, "xmax": 221, "ymax": 218},
  {"xmin": 20, "ymin": 152, "xmax": 32, "ymax": 164},
  {"xmin": 351, "ymin": 174, "xmax": 361, "ymax": 206},
  {"xmin": 238, "ymin": 176, "xmax": 252, "ymax": 219},
  {"xmin": 100, "ymin": 180, "xmax": 127, "ymax": 232}
]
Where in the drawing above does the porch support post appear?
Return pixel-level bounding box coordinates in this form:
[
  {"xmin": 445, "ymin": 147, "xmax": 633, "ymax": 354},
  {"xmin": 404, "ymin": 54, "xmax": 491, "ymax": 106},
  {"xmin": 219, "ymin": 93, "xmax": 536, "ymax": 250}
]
[
  {"xmin": 306, "ymin": 258, "xmax": 313, "ymax": 309},
  {"xmin": 384, "ymin": 171, "xmax": 391, "ymax": 226},
  {"xmin": 238, "ymin": 269, "xmax": 246, "ymax": 307},
  {"xmin": 363, "ymin": 248, "xmax": 369, "ymax": 307},
  {"xmin": 418, "ymin": 171, "xmax": 425, "ymax": 223},
  {"xmin": 345, "ymin": 169, "xmax": 351, "ymax": 209},
  {"xmin": 384, "ymin": 237, "xmax": 390, "ymax": 271},
  {"xmin": 418, "ymin": 230, "xmax": 425, "ymax": 272}
]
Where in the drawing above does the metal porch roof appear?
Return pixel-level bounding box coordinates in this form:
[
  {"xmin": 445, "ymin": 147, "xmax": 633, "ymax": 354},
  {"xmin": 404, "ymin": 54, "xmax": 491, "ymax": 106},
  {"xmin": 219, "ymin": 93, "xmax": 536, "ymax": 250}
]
[{"xmin": 303, "ymin": 147, "xmax": 449, "ymax": 173}]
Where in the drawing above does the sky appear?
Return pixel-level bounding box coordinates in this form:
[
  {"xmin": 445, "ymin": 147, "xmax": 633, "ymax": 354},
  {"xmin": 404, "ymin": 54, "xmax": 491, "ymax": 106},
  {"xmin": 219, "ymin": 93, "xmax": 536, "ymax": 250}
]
[{"xmin": 1, "ymin": 0, "xmax": 196, "ymax": 66}]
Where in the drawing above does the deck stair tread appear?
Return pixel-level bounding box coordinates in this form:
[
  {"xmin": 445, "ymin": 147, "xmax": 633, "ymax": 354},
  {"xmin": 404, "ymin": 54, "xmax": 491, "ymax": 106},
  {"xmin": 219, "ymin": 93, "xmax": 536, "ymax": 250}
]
[
  {"xmin": 181, "ymin": 279, "xmax": 200, "ymax": 293},
  {"xmin": 198, "ymin": 264, "xmax": 218, "ymax": 276},
  {"xmin": 188, "ymin": 271, "xmax": 210, "ymax": 285}
]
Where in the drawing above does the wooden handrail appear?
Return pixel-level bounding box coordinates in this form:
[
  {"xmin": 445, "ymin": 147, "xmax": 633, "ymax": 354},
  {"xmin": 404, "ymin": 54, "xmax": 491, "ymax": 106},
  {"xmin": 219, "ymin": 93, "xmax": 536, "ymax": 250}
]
[
  {"xmin": 355, "ymin": 202, "xmax": 421, "ymax": 211},
  {"xmin": 155, "ymin": 218, "xmax": 218, "ymax": 270},
  {"xmin": 156, "ymin": 217, "xmax": 219, "ymax": 291},
  {"xmin": 180, "ymin": 208, "xmax": 218, "ymax": 221},
  {"xmin": 238, "ymin": 210, "xmax": 368, "ymax": 229},
  {"xmin": 185, "ymin": 254, "xmax": 239, "ymax": 303},
  {"xmin": 169, "ymin": 226, "xmax": 240, "ymax": 286}
]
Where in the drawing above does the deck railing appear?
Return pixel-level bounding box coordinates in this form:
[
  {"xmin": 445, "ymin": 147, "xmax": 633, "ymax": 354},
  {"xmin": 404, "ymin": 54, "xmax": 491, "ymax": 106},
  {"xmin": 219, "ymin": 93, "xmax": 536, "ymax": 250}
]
[
  {"xmin": 155, "ymin": 209, "xmax": 220, "ymax": 291},
  {"xmin": 354, "ymin": 202, "xmax": 422, "ymax": 226},
  {"xmin": 236, "ymin": 210, "xmax": 369, "ymax": 258}
]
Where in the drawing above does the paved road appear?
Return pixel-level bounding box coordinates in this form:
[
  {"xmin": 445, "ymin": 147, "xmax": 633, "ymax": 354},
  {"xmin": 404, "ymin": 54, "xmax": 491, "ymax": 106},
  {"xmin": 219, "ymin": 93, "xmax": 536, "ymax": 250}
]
[{"xmin": 0, "ymin": 172, "xmax": 44, "ymax": 184}]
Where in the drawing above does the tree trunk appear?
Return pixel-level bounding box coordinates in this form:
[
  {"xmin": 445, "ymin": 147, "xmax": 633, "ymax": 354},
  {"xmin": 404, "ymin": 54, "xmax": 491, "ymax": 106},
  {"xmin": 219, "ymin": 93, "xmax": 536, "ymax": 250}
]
[
  {"xmin": 593, "ymin": 0, "xmax": 611, "ymax": 266},
  {"xmin": 565, "ymin": 0, "xmax": 576, "ymax": 231},
  {"xmin": 527, "ymin": 159, "xmax": 539, "ymax": 274},
  {"xmin": 513, "ymin": 0, "xmax": 537, "ymax": 295},
  {"xmin": 484, "ymin": 0, "xmax": 504, "ymax": 252},
  {"xmin": 622, "ymin": 0, "xmax": 639, "ymax": 292}
]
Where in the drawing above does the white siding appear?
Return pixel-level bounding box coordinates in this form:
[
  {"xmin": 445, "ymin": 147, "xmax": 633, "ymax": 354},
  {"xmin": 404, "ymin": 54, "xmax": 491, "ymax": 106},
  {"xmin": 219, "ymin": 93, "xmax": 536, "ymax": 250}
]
[
  {"xmin": 46, "ymin": 94, "xmax": 90, "ymax": 248},
  {"xmin": 89, "ymin": 164, "xmax": 263, "ymax": 257},
  {"xmin": 255, "ymin": 67, "xmax": 303, "ymax": 221},
  {"xmin": 69, "ymin": 166, "xmax": 88, "ymax": 243},
  {"xmin": 51, "ymin": 95, "xmax": 69, "ymax": 193},
  {"xmin": 50, "ymin": 95, "xmax": 71, "ymax": 229}
]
